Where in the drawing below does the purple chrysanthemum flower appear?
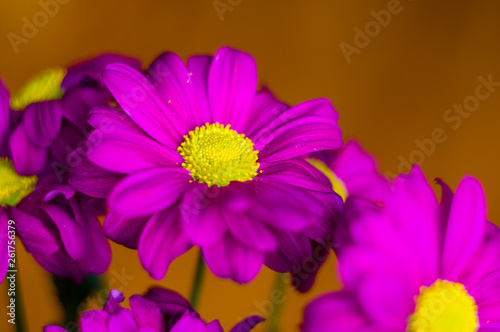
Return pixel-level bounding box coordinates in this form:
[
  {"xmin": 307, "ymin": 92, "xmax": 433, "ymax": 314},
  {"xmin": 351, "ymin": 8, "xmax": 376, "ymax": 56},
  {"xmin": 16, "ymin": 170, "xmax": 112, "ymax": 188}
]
[
  {"xmin": 279, "ymin": 141, "xmax": 390, "ymax": 292},
  {"xmin": 302, "ymin": 166, "xmax": 500, "ymax": 331},
  {"xmin": 1, "ymin": 54, "xmax": 139, "ymax": 282},
  {"xmin": 309, "ymin": 140, "xmax": 390, "ymax": 249},
  {"xmin": 44, "ymin": 288, "xmax": 264, "ymax": 331},
  {"xmin": 70, "ymin": 46, "xmax": 343, "ymax": 283},
  {"xmin": 0, "ymin": 79, "xmax": 37, "ymax": 283},
  {"xmin": 10, "ymin": 54, "xmax": 141, "ymax": 177}
]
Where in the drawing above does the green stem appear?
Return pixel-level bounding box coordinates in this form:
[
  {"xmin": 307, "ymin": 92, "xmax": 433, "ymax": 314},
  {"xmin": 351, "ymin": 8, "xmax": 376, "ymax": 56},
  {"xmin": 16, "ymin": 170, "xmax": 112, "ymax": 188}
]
[
  {"xmin": 267, "ymin": 273, "xmax": 287, "ymax": 332},
  {"xmin": 52, "ymin": 274, "xmax": 103, "ymax": 328},
  {"xmin": 189, "ymin": 250, "xmax": 206, "ymax": 310}
]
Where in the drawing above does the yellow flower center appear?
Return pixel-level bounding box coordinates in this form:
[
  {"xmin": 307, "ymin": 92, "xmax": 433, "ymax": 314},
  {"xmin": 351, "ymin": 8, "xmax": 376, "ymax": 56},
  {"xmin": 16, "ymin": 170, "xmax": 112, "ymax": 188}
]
[
  {"xmin": 11, "ymin": 67, "xmax": 66, "ymax": 110},
  {"xmin": 307, "ymin": 158, "xmax": 347, "ymax": 202},
  {"xmin": 177, "ymin": 123, "xmax": 260, "ymax": 187},
  {"xmin": 407, "ymin": 280, "xmax": 479, "ymax": 332},
  {"xmin": 0, "ymin": 158, "xmax": 37, "ymax": 207}
]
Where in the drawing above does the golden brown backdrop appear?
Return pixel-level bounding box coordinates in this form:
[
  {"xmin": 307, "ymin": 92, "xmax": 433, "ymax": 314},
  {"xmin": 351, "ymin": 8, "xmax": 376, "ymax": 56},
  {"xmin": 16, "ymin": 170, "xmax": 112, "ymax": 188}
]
[{"xmin": 2, "ymin": 0, "xmax": 500, "ymax": 331}]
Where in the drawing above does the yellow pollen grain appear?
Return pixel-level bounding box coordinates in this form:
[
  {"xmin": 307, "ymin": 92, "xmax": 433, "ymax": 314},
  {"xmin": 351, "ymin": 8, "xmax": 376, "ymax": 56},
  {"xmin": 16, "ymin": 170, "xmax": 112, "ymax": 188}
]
[
  {"xmin": 407, "ymin": 279, "xmax": 479, "ymax": 332},
  {"xmin": 177, "ymin": 123, "xmax": 259, "ymax": 187},
  {"xmin": 0, "ymin": 158, "xmax": 37, "ymax": 207},
  {"xmin": 11, "ymin": 67, "xmax": 66, "ymax": 110}
]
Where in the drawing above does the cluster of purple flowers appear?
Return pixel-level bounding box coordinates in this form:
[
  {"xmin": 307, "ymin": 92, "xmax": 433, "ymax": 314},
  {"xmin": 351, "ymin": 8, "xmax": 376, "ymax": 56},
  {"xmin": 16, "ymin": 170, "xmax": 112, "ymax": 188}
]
[{"xmin": 1, "ymin": 47, "xmax": 500, "ymax": 331}]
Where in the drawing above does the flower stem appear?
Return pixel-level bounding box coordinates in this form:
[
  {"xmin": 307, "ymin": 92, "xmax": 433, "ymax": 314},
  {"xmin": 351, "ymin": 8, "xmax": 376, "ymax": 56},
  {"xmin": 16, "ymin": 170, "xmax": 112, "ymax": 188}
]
[
  {"xmin": 190, "ymin": 250, "xmax": 206, "ymax": 310},
  {"xmin": 267, "ymin": 273, "xmax": 287, "ymax": 332}
]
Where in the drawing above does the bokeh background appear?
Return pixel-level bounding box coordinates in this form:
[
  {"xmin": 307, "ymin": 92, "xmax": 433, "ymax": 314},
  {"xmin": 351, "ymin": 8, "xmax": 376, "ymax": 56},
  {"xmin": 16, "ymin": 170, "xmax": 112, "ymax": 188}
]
[{"xmin": 2, "ymin": 0, "xmax": 500, "ymax": 331}]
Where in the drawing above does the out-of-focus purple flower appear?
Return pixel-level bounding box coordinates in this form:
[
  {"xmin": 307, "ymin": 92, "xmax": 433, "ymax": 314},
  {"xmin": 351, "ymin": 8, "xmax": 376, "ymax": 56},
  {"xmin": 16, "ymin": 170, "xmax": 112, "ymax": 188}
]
[
  {"xmin": 10, "ymin": 54, "xmax": 141, "ymax": 177},
  {"xmin": 70, "ymin": 46, "xmax": 343, "ymax": 283},
  {"xmin": 302, "ymin": 166, "xmax": 500, "ymax": 331},
  {"xmin": 309, "ymin": 141, "xmax": 390, "ymax": 248},
  {"xmin": 1, "ymin": 54, "xmax": 139, "ymax": 282},
  {"xmin": 9, "ymin": 186, "xmax": 111, "ymax": 282},
  {"xmin": 274, "ymin": 141, "xmax": 390, "ymax": 292},
  {"xmin": 44, "ymin": 288, "xmax": 264, "ymax": 332},
  {"xmin": 1, "ymin": 79, "xmax": 38, "ymax": 283}
]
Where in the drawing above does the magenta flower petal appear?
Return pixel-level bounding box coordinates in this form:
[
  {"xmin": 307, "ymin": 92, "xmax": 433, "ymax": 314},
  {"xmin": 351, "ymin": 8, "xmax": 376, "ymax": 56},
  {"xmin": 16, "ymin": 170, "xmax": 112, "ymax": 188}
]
[
  {"xmin": 138, "ymin": 207, "xmax": 193, "ymax": 280},
  {"xmin": 10, "ymin": 124, "xmax": 48, "ymax": 175},
  {"xmin": 170, "ymin": 312, "xmax": 207, "ymax": 332},
  {"xmin": 42, "ymin": 202, "xmax": 84, "ymax": 261},
  {"xmin": 146, "ymin": 52, "xmax": 204, "ymax": 129},
  {"xmin": 62, "ymin": 86, "xmax": 107, "ymax": 129},
  {"xmin": 244, "ymin": 88, "xmax": 288, "ymax": 140},
  {"xmin": 103, "ymin": 289, "xmax": 125, "ymax": 314},
  {"xmin": 258, "ymin": 158, "xmax": 333, "ymax": 193},
  {"xmin": 9, "ymin": 207, "xmax": 59, "ymax": 255},
  {"xmin": 223, "ymin": 206, "xmax": 278, "ymax": 251},
  {"xmin": 242, "ymin": 180, "xmax": 326, "ymax": 231},
  {"xmin": 32, "ymin": 250, "xmax": 88, "ymax": 283},
  {"xmin": 103, "ymin": 63, "xmax": 186, "ymax": 148},
  {"xmin": 107, "ymin": 309, "xmax": 137, "ymax": 332},
  {"xmin": 22, "ymin": 100, "xmax": 63, "ymax": 148},
  {"xmin": 88, "ymin": 107, "xmax": 145, "ymax": 134},
  {"xmin": 16, "ymin": 184, "xmax": 75, "ymax": 212},
  {"xmin": 81, "ymin": 200, "xmax": 112, "ymax": 274},
  {"xmin": 442, "ymin": 175, "xmax": 487, "ymax": 281},
  {"xmin": 103, "ymin": 210, "xmax": 149, "ymax": 249},
  {"xmin": 206, "ymin": 320, "xmax": 225, "ymax": 332},
  {"xmin": 186, "ymin": 55, "xmax": 213, "ymax": 124},
  {"xmin": 331, "ymin": 140, "xmax": 390, "ymax": 202},
  {"xmin": 180, "ymin": 184, "xmax": 228, "ymax": 246},
  {"xmin": 109, "ymin": 168, "xmax": 191, "ymax": 217},
  {"xmin": 80, "ymin": 310, "xmax": 109, "ymax": 332},
  {"xmin": 68, "ymin": 148, "xmax": 125, "ymax": 199},
  {"xmin": 229, "ymin": 316, "xmax": 265, "ymax": 332},
  {"xmin": 87, "ymin": 126, "xmax": 182, "ymax": 174},
  {"xmin": 44, "ymin": 326, "xmax": 71, "ymax": 332},
  {"xmin": 208, "ymin": 47, "xmax": 257, "ymax": 132},
  {"xmin": 203, "ymin": 234, "xmax": 263, "ymax": 284},
  {"xmin": 255, "ymin": 98, "xmax": 342, "ymax": 162},
  {"xmin": 302, "ymin": 291, "xmax": 368, "ymax": 332},
  {"xmin": 49, "ymin": 121, "xmax": 85, "ymax": 167},
  {"xmin": 264, "ymin": 232, "xmax": 312, "ymax": 273},
  {"xmin": 143, "ymin": 287, "xmax": 194, "ymax": 318},
  {"xmin": 357, "ymin": 272, "xmax": 416, "ymax": 329},
  {"xmin": 463, "ymin": 229, "xmax": 500, "ymax": 290},
  {"xmin": 384, "ymin": 166, "xmax": 441, "ymax": 284},
  {"xmin": 129, "ymin": 295, "xmax": 166, "ymax": 332},
  {"xmin": 62, "ymin": 53, "xmax": 141, "ymax": 92}
]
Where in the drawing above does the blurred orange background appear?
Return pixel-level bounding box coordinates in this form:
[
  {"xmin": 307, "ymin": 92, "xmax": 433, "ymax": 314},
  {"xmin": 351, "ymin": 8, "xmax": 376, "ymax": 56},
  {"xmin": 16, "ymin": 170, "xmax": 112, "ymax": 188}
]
[{"xmin": 2, "ymin": 0, "xmax": 500, "ymax": 331}]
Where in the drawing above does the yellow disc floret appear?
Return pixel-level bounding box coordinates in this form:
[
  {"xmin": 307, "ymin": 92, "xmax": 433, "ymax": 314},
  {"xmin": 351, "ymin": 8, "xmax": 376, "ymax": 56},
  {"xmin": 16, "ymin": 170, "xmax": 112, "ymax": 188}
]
[
  {"xmin": 407, "ymin": 279, "xmax": 479, "ymax": 332},
  {"xmin": 0, "ymin": 158, "xmax": 37, "ymax": 207},
  {"xmin": 177, "ymin": 123, "xmax": 260, "ymax": 187},
  {"xmin": 307, "ymin": 158, "xmax": 347, "ymax": 202},
  {"xmin": 11, "ymin": 67, "xmax": 66, "ymax": 110}
]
